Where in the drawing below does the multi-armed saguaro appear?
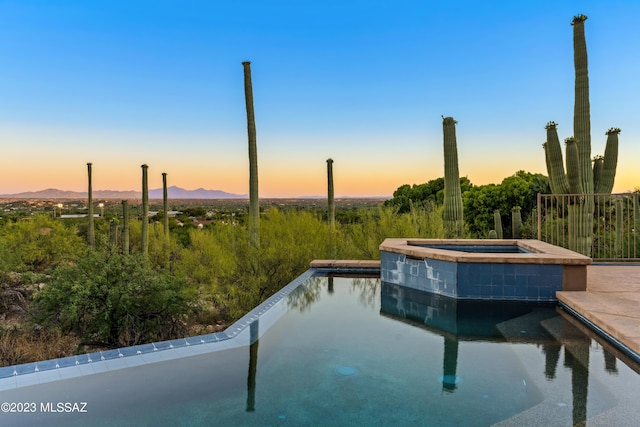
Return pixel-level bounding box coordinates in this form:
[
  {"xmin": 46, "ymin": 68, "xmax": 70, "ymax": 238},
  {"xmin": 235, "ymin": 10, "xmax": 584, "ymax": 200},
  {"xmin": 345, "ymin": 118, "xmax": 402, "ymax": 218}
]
[
  {"xmin": 542, "ymin": 15, "xmax": 620, "ymax": 256},
  {"xmin": 442, "ymin": 116, "xmax": 464, "ymax": 238}
]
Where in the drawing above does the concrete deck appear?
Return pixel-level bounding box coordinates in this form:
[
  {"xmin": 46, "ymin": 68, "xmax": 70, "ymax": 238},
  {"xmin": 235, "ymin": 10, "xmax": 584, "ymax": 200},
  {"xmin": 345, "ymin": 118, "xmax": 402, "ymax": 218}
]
[{"xmin": 557, "ymin": 265, "xmax": 640, "ymax": 361}]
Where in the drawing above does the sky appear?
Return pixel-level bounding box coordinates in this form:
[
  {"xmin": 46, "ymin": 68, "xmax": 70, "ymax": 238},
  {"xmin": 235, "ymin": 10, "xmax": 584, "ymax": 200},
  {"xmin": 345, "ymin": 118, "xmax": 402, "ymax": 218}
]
[{"xmin": 0, "ymin": 0, "xmax": 639, "ymax": 198}]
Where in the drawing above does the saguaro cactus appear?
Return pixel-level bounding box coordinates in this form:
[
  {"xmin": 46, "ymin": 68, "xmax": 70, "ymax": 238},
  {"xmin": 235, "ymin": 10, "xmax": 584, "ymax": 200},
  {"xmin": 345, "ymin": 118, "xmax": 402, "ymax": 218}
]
[
  {"xmin": 542, "ymin": 15, "xmax": 620, "ymax": 256},
  {"xmin": 442, "ymin": 116, "xmax": 463, "ymax": 237},
  {"xmin": 87, "ymin": 162, "xmax": 95, "ymax": 247},
  {"xmin": 162, "ymin": 172, "xmax": 169, "ymax": 238},
  {"xmin": 141, "ymin": 164, "xmax": 149, "ymax": 256},
  {"xmin": 121, "ymin": 200, "xmax": 130, "ymax": 255},
  {"xmin": 243, "ymin": 61, "xmax": 260, "ymax": 248},
  {"xmin": 493, "ymin": 210, "xmax": 503, "ymax": 239},
  {"xmin": 511, "ymin": 206, "xmax": 522, "ymax": 239},
  {"xmin": 327, "ymin": 158, "xmax": 335, "ymax": 229}
]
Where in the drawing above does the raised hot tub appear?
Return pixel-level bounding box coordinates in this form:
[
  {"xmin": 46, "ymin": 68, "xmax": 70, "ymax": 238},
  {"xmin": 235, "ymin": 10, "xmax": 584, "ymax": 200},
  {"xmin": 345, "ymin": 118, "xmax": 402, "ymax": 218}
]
[{"xmin": 379, "ymin": 239, "xmax": 591, "ymax": 301}]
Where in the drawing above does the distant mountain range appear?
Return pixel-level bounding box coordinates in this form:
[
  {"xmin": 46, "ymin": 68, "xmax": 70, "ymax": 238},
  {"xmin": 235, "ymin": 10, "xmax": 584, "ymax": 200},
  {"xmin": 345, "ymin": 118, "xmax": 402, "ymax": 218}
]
[{"xmin": 0, "ymin": 186, "xmax": 248, "ymax": 199}]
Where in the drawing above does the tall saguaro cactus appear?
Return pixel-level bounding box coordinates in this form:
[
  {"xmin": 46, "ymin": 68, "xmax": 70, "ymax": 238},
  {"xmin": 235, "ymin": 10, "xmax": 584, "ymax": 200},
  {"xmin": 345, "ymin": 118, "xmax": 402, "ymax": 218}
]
[
  {"xmin": 493, "ymin": 210, "xmax": 503, "ymax": 239},
  {"xmin": 121, "ymin": 200, "xmax": 130, "ymax": 255},
  {"xmin": 141, "ymin": 164, "xmax": 149, "ymax": 256},
  {"xmin": 162, "ymin": 172, "xmax": 169, "ymax": 238},
  {"xmin": 511, "ymin": 206, "xmax": 522, "ymax": 239},
  {"xmin": 243, "ymin": 61, "xmax": 260, "ymax": 248},
  {"xmin": 542, "ymin": 15, "xmax": 620, "ymax": 256},
  {"xmin": 327, "ymin": 158, "xmax": 335, "ymax": 229},
  {"xmin": 442, "ymin": 116, "xmax": 464, "ymax": 237},
  {"xmin": 87, "ymin": 162, "xmax": 95, "ymax": 247}
]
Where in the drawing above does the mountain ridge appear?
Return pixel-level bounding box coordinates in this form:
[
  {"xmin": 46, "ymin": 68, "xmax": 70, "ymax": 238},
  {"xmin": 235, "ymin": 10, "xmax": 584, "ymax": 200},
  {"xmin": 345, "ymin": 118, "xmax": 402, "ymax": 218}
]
[{"xmin": 0, "ymin": 186, "xmax": 248, "ymax": 199}]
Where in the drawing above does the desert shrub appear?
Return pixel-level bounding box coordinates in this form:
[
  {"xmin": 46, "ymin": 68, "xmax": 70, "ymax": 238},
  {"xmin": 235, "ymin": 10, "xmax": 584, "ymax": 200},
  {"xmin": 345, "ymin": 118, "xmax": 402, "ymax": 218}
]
[
  {"xmin": 0, "ymin": 214, "xmax": 84, "ymax": 273},
  {"xmin": 341, "ymin": 204, "xmax": 445, "ymax": 259},
  {"xmin": 0, "ymin": 326, "xmax": 79, "ymax": 366},
  {"xmin": 31, "ymin": 249, "xmax": 195, "ymax": 348}
]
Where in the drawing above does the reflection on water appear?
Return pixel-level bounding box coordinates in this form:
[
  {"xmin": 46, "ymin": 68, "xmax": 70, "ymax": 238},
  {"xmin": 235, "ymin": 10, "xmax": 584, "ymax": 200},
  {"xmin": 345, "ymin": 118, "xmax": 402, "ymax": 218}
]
[
  {"xmin": 2, "ymin": 275, "xmax": 638, "ymax": 426},
  {"xmin": 378, "ymin": 280, "xmax": 624, "ymax": 426},
  {"xmin": 287, "ymin": 274, "xmax": 379, "ymax": 312}
]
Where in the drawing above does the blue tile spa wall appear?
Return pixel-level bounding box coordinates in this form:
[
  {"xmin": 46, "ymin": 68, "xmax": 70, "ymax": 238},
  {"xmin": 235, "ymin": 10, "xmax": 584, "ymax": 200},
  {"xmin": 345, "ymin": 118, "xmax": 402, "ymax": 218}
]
[{"xmin": 380, "ymin": 251, "xmax": 564, "ymax": 301}]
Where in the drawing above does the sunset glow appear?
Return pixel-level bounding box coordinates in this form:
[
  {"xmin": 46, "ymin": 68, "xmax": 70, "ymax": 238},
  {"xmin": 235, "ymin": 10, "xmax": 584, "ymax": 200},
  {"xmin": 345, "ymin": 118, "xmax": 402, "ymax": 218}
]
[{"xmin": 1, "ymin": 1, "xmax": 638, "ymax": 197}]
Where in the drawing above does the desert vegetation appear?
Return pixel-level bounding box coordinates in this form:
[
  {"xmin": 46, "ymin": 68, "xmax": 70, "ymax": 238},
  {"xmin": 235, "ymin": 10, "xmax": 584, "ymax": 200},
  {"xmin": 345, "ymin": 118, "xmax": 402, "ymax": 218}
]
[{"xmin": 0, "ymin": 198, "xmax": 444, "ymax": 366}]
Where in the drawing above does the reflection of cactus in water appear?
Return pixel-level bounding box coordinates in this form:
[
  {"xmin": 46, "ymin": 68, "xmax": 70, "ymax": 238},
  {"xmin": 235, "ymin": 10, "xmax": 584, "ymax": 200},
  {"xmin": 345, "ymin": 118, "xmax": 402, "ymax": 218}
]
[
  {"xmin": 442, "ymin": 117, "xmax": 463, "ymax": 237},
  {"xmin": 542, "ymin": 15, "xmax": 620, "ymax": 256}
]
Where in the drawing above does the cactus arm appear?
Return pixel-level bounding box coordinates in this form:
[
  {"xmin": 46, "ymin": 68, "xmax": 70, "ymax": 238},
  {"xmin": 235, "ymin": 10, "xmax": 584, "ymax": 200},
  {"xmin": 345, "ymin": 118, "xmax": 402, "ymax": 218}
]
[
  {"xmin": 565, "ymin": 137, "xmax": 583, "ymax": 194},
  {"xmin": 543, "ymin": 122, "xmax": 570, "ymax": 194},
  {"xmin": 595, "ymin": 128, "xmax": 620, "ymax": 193},
  {"xmin": 592, "ymin": 155, "xmax": 603, "ymax": 193}
]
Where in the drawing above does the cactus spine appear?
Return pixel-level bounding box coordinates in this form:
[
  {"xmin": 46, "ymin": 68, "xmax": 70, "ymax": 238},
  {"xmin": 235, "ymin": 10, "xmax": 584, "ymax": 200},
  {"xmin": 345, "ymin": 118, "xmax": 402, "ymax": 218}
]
[
  {"xmin": 87, "ymin": 162, "xmax": 95, "ymax": 247},
  {"xmin": 243, "ymin": 61, "xmax": 260, "ymax": 249},
  {"xmin": 141, "ymin": 164, "xmax": 149, "ymax": 256},
  {"xmin": 511, "ymin": 206, "xmax": 522, "ymax": 239},
  {"xmin": 442, "ymin": 116, "xmax": 463, "ymax": 238},
  {"xmin": 121, "ymin": 200, "xmax": 130, "ymax": 255},
  {"xmin": 493, "ymin": 210, "xmax": 503, "ymax": 239},
  {"xmin": 542, "ymin": 15, "xmax": 620, "ymax": 256},
  {"xmin": 327, "ymin": 158, "xmax": 335, "ymax": 229}
]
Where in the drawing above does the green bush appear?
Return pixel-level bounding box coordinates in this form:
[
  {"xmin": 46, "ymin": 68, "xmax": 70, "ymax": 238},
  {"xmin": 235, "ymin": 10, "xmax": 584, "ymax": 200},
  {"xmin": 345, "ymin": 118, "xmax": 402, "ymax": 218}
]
[
  {"xmin": 31, "ymin": 249, "xmax": 195, "ymax": 348},
  {"xmin": 0, "ymin": 214, "xmax": 84, "ymax": 273}
]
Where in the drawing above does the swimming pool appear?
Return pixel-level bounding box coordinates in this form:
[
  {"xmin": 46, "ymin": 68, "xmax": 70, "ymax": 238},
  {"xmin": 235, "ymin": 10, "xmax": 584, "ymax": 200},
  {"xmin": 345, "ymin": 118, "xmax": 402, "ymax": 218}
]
[{"xmin": 1, "ymin": 273, "xmax": 639, "ymax": 426}]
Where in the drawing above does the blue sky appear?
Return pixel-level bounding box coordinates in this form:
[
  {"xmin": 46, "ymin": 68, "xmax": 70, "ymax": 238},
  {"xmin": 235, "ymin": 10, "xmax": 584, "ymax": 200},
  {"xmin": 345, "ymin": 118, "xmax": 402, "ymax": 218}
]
[{"xmin": 0, "ymin": 0, "xmax": 638, "ymax": 197}]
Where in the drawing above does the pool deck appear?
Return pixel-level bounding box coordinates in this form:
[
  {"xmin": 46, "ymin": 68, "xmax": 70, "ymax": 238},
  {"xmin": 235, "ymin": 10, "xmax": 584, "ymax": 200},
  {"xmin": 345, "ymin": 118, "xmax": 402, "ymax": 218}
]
[{"xmin": 557, "ymin": 265, "xmax": 640, "ymax": 361}]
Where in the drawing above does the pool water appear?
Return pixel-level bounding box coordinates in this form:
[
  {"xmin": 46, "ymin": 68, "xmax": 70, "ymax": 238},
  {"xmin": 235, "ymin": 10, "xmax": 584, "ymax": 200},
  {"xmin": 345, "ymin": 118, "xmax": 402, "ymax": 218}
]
[
  {"xmin": 2, "ymin": 275, "xmax": 640, "ymax": 426},
  {"xmin": 419, "ymin": 244, "xmax": 531, "ymax": 253}
]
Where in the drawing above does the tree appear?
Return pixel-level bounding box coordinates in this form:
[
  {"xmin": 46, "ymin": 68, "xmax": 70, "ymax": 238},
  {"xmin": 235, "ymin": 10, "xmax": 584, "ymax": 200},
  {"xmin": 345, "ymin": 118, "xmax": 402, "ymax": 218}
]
[{"xmin": 385, "ymin": 177, "xmax": 472, "ymax": 214}]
